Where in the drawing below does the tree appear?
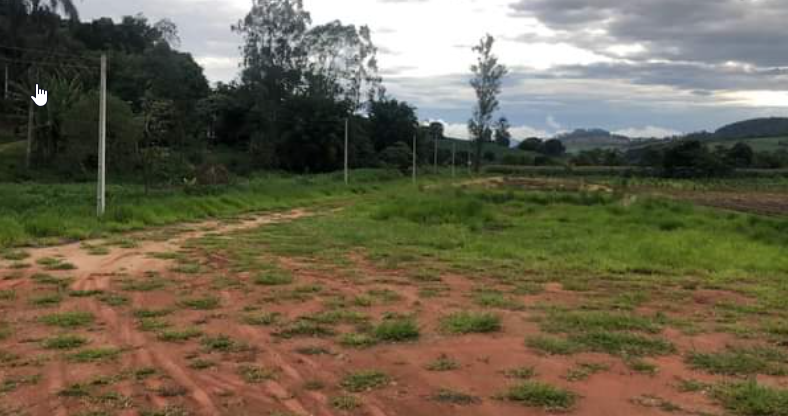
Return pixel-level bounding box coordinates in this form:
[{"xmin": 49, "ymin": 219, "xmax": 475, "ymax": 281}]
[
  {"xmin": 468, "ymin": 34, "xmax": 507, "ymax": 172},
  {"xmin": 663, "ymin": 140, "xmax": 731, "ymax": 177},
  {"xmin": 542, "ymin": 139, "xmax": 566, "ymax": 157},
  {"xmin": 368, "ymin": 98, "xmax": 418, "ymax": 152},
  {"xmin": 726, "ymin": 142, "xmax": 754, "ymax": 168},
  {"xmin": 518, "ymin": 137, "xmax": 543, "ymax": 152},
  {"xmin": 494, "ymin": 117, "xmax": 511, "ymax": 148},
  {"xmin": 379, "ymin": 141, "xmax": 412, "ymax": 173}
]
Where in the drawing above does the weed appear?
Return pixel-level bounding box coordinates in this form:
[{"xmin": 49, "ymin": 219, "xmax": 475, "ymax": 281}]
[
  {"xmin": 373, "ymin": 318, "xmax": 420, "ymax": 342},
  {"xmin": 341, "ymin": 370, "xmax": 390, "ymax": 392},
  {"xmin": 712, "ymin": 381, "xmax": 788, "ymax": 416},
  {"xmin": 565, "ymin": 362, "xmax": 609, "ymax": 382},
  {"xmin": 69, "ymin": 290, "xmax": 104, "ymax": 297},
  {"xmin": 473, "ymin": 289, "xmax": 523, "ymax": 310},
  {"xmin": 188, "ymin": 359, "xmax": 215, "ymax": 370},
  {"xmin": 331, "ymin": 395, "xmax": 360, "ymax": 411},
  {"xmin": 200, "ymin": 335, "xmax": 248, "ymax": 352},
  {"xmin": 98, "ymin": 293, "xmax": 129, "ymax": 307},
  {"xmin": 295, "ymin": 346, "xmax": 333, "ymax": 356},
  {"xmin": 36, "ymin": 257, "xmax": 76, "ymax": 271},
  {"xmin": 504, "ymin": 366, "xmax": 537, "ymax": 380},
  {"xmin": 627, "ymin": 359, "xmax": 659, "ymax": 375},
  {"xmin": 138, "ymin": 318, "xmax": 171, "ymax": 332},
  {"xmin": 238, "ymin": 365, "xmax": 278, "ymax": 383},
  {"xmin": 67, "ymin": 347, "xmax": 122, "ymax": 363},
  {"xmin": 570, "ymin": 331, "xmax": 675, "ymax": 357},
  {"xmin": 275, "ymin": 320, "xmax": 336, "ymax": 339},
  {"xmin": 440, "ymin": 312, "xmax": 501, "ymax": 334},
  {"xmin": 157, "ymin": 328, "xmax": 203, "ymax": 343},
  {"xmin": 339, "ymin": 333, "xmax": 378, "ymax": 349},
  {"xmin": 432, "ymin": 388, "xmax": 480, "ymax": 405},
  {"xmin": 686, "ymin": 347, "xmax": 788, "ymax": 376},
  {"xmin": 503, "ymin": 381, "xmax": 577, "ymax": 411},
  {"xmin": 426, "ymin": 354, "xmax": 460, "ymax": 371},
  {"xmin": 541, "ymin": 310, "xmax": 661, "ymax": 334},
  {"xmin": 242, "ymin": 311, "xmax": 282, "ymax": 326},
  {"xmin": 30, "ymin": 293, "xmax": 63, "ymax": 307},
  {"xmin": 39, "ymin": 311, "xmax": 94, "ymax": 328},
  {"xmin": 133, "ymin": 308, "xmax": 173, "ymax": 318},
  {"xmin": 676, "ymin": 378, "xmax": 711, "ymax": 393},
  {"xmin": 42, "ymin": 334, "xmax": 88, "ymax": 350},
  {"xmin": 253, "ymin": 271, "xmax": 294, "ymax": 286},
  {"xmin": 180, "ymin": 296, "xmax": 221, "ymax": 310}
]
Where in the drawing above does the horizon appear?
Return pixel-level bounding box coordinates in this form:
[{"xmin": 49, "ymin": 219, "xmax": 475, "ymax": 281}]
[{"xmin": 77, "ymin": 0, "xmax": 788, "ymax": 140}]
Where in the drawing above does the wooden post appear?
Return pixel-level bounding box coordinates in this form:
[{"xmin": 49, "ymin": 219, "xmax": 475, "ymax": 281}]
[
  {"xmin": 97, "ymin": 54, "xmax": 107, "ymax": 217},
  {"xmin": 3, "ymin": 64, "xmax": 8, "ymax": 99}
]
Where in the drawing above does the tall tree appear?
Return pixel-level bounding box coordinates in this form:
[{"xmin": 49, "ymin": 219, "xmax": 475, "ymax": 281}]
[
  {"xmin": 468, "ymin": 34, "xmax": 507, "ymax": 172},
  {"xmin": 494, "ymin": 116, "xmax": 511, "ymax": 148}
]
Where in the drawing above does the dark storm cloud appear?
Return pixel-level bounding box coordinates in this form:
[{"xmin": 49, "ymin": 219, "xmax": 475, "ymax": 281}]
[{"xmin": 510, "ymin": 0, "xmax": 788, "ymax": 67}]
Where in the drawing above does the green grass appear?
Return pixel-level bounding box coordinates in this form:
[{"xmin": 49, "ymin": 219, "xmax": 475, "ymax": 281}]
[
  {"xmin": 39, "ymin": 311, "xmax": 95, "ymax": 328},
  {"xmin": 340, "ymin": 370, "xmax": 390, "ymax": 392},
  {"xmin": 157, "ymin": 328, "xmax": 203, "ymax": 343},
  {"xmin": 540, "ymin": 310, "xmax": 662, "ymax": 334},
  {"xmin": 339, "ymin": 332, "xmax": 378, "ymax": 349},
  {"xmin": 30, "ymin": 292, "xmax": 63, "ymax": 307},
  {"xmin": 331, "ymin": 395, "xmax": 361, "ymax": 411},
  {"xmin": 237, "ymin": 365, "xmax": 278, "ymax": 383},
  {"xmin": 373, "ymin": 318, "xmax": 420, "ymax": 342},
  {"xmin": 67, "ymin": 347, "xmax": 122, "ymax": 363},
  {"xmin": 525, "ymin": 335, "xmax": 583, "ymax": 355},
  {"xmin": 426, "ymin": 354, "xmax": 460, "ymax": 371},
  {"xmin": 241, "ymin": 311, "xmax": 282, "ymax": 326},
  {"xmin": 0, "ymin": 171, "xmax": 402, "ymax": 249},
  {"xmin": 179, "ymin": 296, "xmax": 221, "ymax": 310},
  {"xmin": 712, "ymin": 381, "xmax": 788, "ymax": 416},
  {"xmin": 440, "ymin": 311, "xmax": 501, "ymax": 334},
  {"xmin": 432, "ymin": 388, "xmax": 480, "ymax": 405},
  {"xmin": 36, "ymin": 257, "xmax": 76, "ymax": 270},
  {"xmin": 503, "ymin": 381, "xmax": 577, "ymax": 411},
  {"xmin": 565, "ymin": 362, "xmax": 609, "ymax": 381},
  {"xmin": 569, "ymin": 331, "xmax": 675, "ymax": 357},
  {"xmin": 253, "ymin": 270, "xmax": 294, "ymax": 286},
  {"xmin": 686, "ymin": 346, "xmax": 788, "ymax": 376},
  {"xmin": 42, "ymin": 334, "xmax": 88, "ymax": 350}
]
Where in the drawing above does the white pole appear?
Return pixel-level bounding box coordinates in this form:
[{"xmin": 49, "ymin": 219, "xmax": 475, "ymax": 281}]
[
  {"xmin": 344, "ymin": 117, "xmax": 349, "ymax": 185},
  {"xmin": 412, "ymin": 133, "xmax": 417, "ymax": 184},
  {"xmin": 97, "ymin": 54, "xmax": 107, "ymax": 217}
]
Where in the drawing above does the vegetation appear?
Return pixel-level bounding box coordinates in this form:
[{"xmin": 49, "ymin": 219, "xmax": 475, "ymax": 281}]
[{"xmin": 503, "ymin": 381, "xmax": 577, "ymax": 411}]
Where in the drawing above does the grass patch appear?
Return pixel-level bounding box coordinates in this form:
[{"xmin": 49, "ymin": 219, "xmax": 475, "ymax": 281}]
[
  {"xmin": 503, "ymin": 381, "xmax": 577, "ymax": 411},
  {"xmin": 39, "ymin": 311, "xmax": 94, "ymax": 328},
  {"xmin": 504, "ymin": 366, "xmax": 537, "ymax": 380},
  {"xmin": 253, "ymin": 270, "xmax": 294, "ymax": 286},
  {"xmin": 426, "ymin": 354, "xmax": 460, "ymax": 371},
  {"xmin": 432, "ymin": 388, "xmax": 480, "ymax": 405},
  {"xmin": 42, "ymin": 334, "xmax": 88, "ymax": 350},
  {"xmin": 341, "ymin": 370, "xmax": 390, "ymax": 392},
  {"xmin": 157, "ymin": 328, "xmax": 203, "ymax": 343},
  {"xmin": 339, "ymin": 332, "xmax": 378, "ymax": 349},
  {"xmin": 331, "ymin": 395, "xmax": 361, "ymax": 411},
  {"xmin": 36, "ymin": 257, "xmax": 77, "ymax": 271},
  {"xmin": 440, "ymin": 311, "xmax": 501, "ymax": 334},
  {"xmin": 179, "ymin": 296, "xmax": 221, "ymax": 310},
  {"xmin": 275, "ymin": 320, "xmax": 336, "ymax": 339},
  {"xmin": 237, "ymin": 365, "xmax": 278, "ymax": 383},
  {"xmin": 541, "ymin": 310, "xmax": 662, "ymax": 334},
  {"xmin": 242, "ymin": 311, "xmax": 282, "ymax": 326},
  {"xmin": 30, "ymin": 292, "xmax": 63, "ymax": 307},
  {"xmin": 712, "ymin": 381, "xmax": 788, "ymax": 416},
  {"xmin": 686, "ymin": 346, "xmax": 788, "ymax": 376},
  {"xmin": 570, "ymin": 331, "xmax": 675, "ymax": 357},
  {"xmin": 373, "ymin": 318, "xmax": 420, "ymax": 342},
  {"xmin": 526, "ymin": 335, "xmax": 584, "ymax": 356},
  {"xmin": 67, "ymin": 347, "xmax": 122, "ymax": 363}
]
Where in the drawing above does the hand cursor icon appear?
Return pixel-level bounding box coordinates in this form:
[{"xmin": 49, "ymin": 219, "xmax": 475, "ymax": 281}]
[{"xmin": 31, "ymin": 84, "xmax": 48, "ymax": 107}]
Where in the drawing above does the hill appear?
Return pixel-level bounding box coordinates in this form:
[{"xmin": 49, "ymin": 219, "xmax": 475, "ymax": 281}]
[
  {"xmin": 555, "ymin": 129, "xmax": 631, "ymax": 153},
  {"xmin": 714, "ymin": 117, "xmax": 788, "ymax": 140}
]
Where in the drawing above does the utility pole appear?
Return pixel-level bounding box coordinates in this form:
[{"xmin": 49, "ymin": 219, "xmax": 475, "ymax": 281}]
[
  {"xmin": 97, "ymin": 54, "xmax": 107, "ymax": 217},
  {"xmin": 344, "ymin": 118, "xmax": 349, "ymax": 185},
  {"xmin": 452, "ymin": 142, "xmax": 456, "ymax": 178},
  {"xmin": 412, "ymin": 133, "xmax": 417, "ymax": 184}
]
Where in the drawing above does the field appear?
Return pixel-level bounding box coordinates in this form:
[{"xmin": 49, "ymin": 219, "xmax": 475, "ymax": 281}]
[
  {"xmin": 2, "ymin": 175, "xmax": 788, "ymax": 416},
  {"xmin": 705, "ymin": 136, "xmax": 788, "ymax": 152}
]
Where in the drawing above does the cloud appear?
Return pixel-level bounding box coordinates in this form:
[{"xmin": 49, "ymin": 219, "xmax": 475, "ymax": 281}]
[
  {"xmin": 440, "ymin": 122, "xmax": 548, "ymax": 140},
  {"xmin": 510, "ymin": 0, "xmax": 788, "ymax": 67},
  {"xmin": 546, "ymin": 115, "xmax": 562, "ymax": 130},
  {"xmin": 613, "ymin": 126, "xmax": 682, "ymax": 139}
]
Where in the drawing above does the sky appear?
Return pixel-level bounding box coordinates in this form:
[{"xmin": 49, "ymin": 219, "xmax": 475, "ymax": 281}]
[{"xmin": 78, "ymin": 0, "xmax": 788, "ymax": 139}]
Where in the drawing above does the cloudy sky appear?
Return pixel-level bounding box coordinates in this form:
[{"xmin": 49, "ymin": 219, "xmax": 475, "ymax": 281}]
[{"xmin": 79, "ymin": 0, "xmax": 788, "ymax": 139}]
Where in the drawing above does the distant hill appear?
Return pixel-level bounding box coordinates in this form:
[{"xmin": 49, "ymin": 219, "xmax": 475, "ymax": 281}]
[
  {"xmin": 555, "ymin": 129, "xmax": 631, "ymax": 153},
  {"xmin": 714, "ymin": 117, "xmax": 788, "ymax": 140}
]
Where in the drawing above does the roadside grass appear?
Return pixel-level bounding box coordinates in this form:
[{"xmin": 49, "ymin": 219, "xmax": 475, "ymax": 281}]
[
  {"xmin": 0, "ymin": 170, "xmax": 404, "ymax": 250},
  {"xmin": 440, "ymin": 311, "xmax": 501, "ymax": 334},
  {"xmin": 503, "ymin": 381, "xmax": 577, "ymax": 411}
]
